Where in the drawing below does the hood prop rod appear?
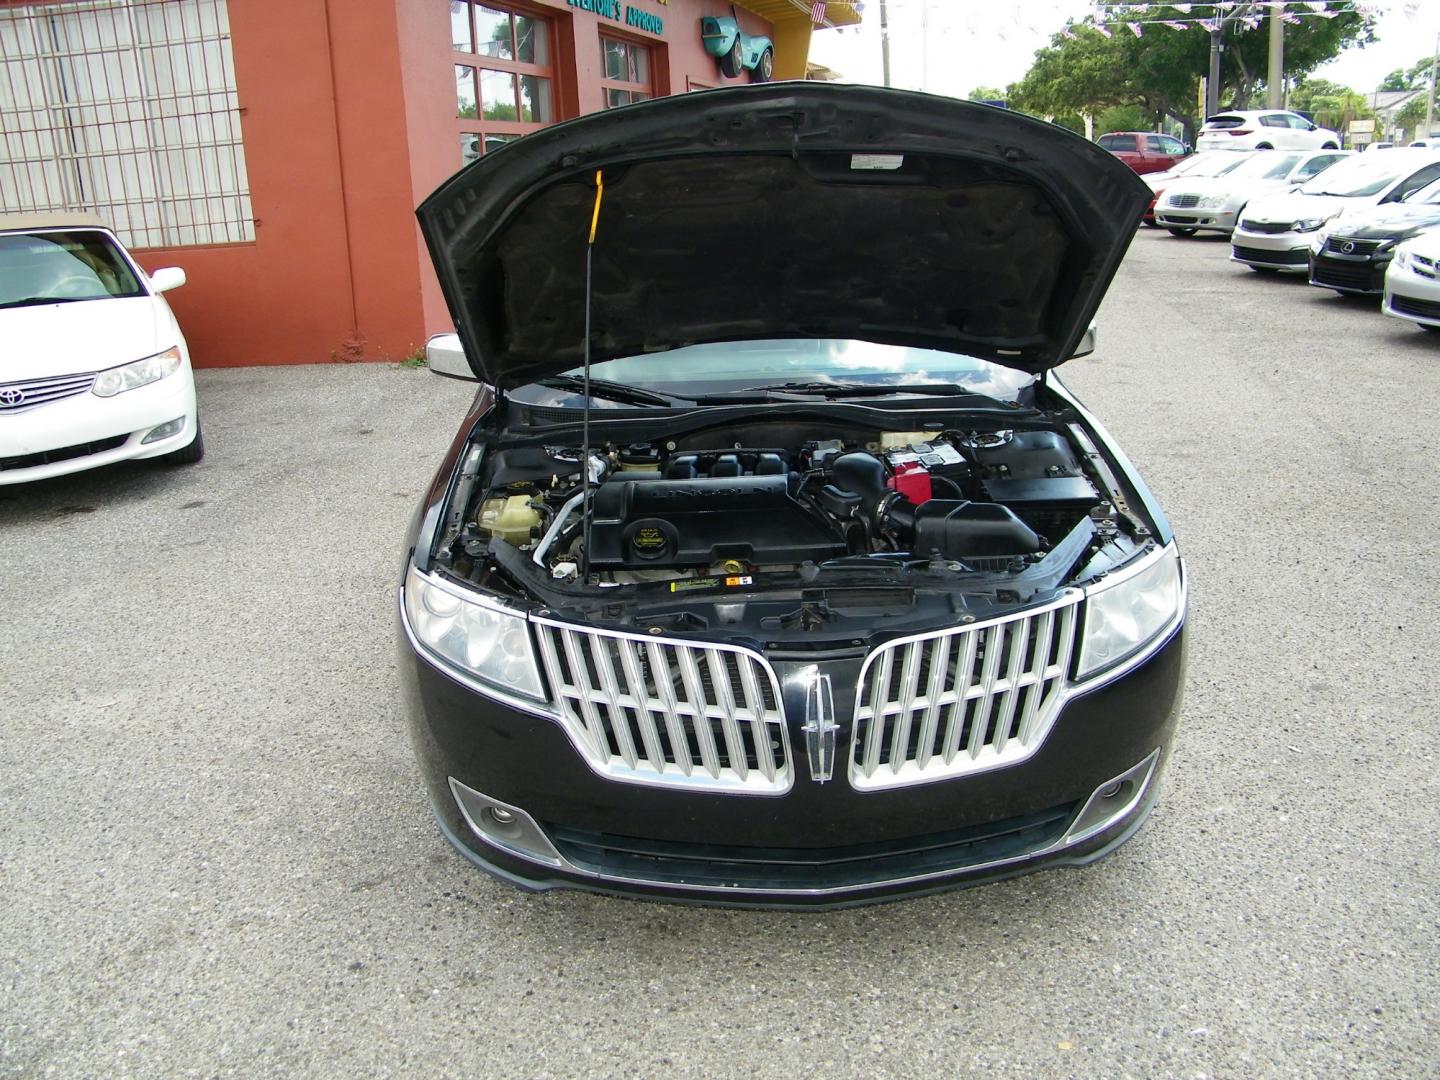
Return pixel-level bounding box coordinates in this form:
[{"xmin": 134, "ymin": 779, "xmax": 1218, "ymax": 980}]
[{"xmin": 580, "ymin": 169, "xmax": 605, "ymax": 583}]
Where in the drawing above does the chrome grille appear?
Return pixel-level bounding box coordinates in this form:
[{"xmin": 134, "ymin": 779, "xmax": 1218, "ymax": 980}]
[
  {"xmin": 1169, "ymin": 193, "xmax": 1200, "ymax": 208},
  {"xmin": 1324, "ymin": 236, "xmax": 1382, "ymax": 257},
  {"xmin": 850, "ymin": 593, "xmax": 1081, "ymax": 790},
  {"xmin": 534, "ymin": 621, "xmax": 791, "ymax": 794},
  {"xmin": 0, "ymin": 372, "xmax": 96, "ymax": 413}
]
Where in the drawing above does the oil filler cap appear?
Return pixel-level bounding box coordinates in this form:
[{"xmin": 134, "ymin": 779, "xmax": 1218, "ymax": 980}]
[{"xmin": 626, "ymin": 519, "xmax": 677, "ymax": 562}]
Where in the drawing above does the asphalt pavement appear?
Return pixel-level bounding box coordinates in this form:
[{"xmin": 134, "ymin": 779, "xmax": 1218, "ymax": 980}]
[{"xmin": 2, "ymin": 228, "xmax": 1437, "ymax": 1079}]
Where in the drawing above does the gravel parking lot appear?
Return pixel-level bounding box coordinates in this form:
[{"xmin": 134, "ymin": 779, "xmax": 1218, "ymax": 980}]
[{"xmin": 3, "ymin": 228, "xmax": 1438, "ymax": 1079}]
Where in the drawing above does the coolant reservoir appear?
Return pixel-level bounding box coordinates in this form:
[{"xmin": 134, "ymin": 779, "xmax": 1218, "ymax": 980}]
[{"xmin": 478, "ymin": 495, "xmax": 542, "ymax": 547}]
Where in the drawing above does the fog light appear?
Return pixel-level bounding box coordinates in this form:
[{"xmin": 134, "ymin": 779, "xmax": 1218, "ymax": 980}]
[
  {"xmin": 141, "ymin": 416, "xmax": 185, "ymax": 444},
  {"xmin": 1099, "ymin": 781, "xmax": 1124, "ymax": 799},
  {"xmin": 487, "ymin": 806, "xmax": 516, "ymax": 825}
]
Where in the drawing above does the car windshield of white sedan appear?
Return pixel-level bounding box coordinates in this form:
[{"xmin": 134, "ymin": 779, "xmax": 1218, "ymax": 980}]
[
  {"xmin": 0, "ymin": 231, "xmax": 145, "ymax": 309},
  {"xmin": 1404, "ymin": 179, "xmax": 1440, "ymax": 204},
  {"xmin": 1180, "ymin": 152, "xmax": 1252, "ymax": 179},
  {"xmin": 1227, "ymin": 152, "xmax": 1303, "ymax": 181},
  {"xmin": 1298, "ymin": 156, "xmax": 1408, "ymax": 198},
  {"xmin": 514, "ymin": 339, "xmax": 1036, "ymax": 405}
]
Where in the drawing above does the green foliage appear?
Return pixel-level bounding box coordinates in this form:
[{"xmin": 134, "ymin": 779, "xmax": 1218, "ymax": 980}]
[
  {"xmin": 1096, "ymin": 104, "xmax": 1146, "ymax": 135},
  {"xmin": 1008, "ymin": 6, "xmax": 1377, "ymax": 140},
  {"xmin": 1381, "ymin": 67, "xmax": 1421, "ymax": 92},
  {"xmin": 967, "ymin": 86, "xmax": 1007, "ymax": 102},
  {"xmin": 1395, "ymin": 94, "xmax": 1435, "ymax": 139},
  {"xmin": 1289, "ymin": 78, "xmax": 1373, "ymax": 133},
  {"xmin": 398, "ymin": 350, "xmax": 427, "ymax": 369}
]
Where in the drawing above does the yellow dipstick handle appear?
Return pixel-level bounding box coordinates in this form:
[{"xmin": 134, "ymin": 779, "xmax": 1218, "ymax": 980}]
[{"xmin": 588, "ymin": 169, "xmax": 604, "ymax": 245}]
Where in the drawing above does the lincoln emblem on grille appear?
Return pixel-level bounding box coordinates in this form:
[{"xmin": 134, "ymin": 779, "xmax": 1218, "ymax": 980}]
[
  {"xmin": 800, "ymin": 667, "xmax": 839, "ymax": 783},
  {"xmin": 0, "ymin": 388, "xmax": 25, "ymax": 407}
]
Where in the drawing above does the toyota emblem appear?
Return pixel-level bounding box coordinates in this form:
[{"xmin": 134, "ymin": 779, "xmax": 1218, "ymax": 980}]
[
  {"xmin": 1341, "ymin": 241, "xmax": 1357, "ymax": 254},
  {"xmin": 0, "ymin": 388, "xmax": 25, "ymax": 408}
]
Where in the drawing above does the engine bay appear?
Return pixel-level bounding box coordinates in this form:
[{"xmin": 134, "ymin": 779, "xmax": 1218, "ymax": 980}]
[{"xmin": 437, "ymin": 413, "xmax": 1154, "ymax": 618}]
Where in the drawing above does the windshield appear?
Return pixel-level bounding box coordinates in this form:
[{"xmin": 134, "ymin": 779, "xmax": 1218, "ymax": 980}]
[
  {"xmin": 510, "ymin": 339, "xmax": 1037, "ymax": 407},
  {"xmin": 0, "ymin": 230, "xmax": 144, "ymax": 309},
  {"xmin": 1175, "ymin": 152, "xmax": 1252, "ymax": 178},
  {"xmin": 1299, "ymin": 155, "xmax": 1412, "ymax": 197},
  {"xmin": 1227, "ymin": 152, "xmax": 1303, "ymax": 180},
  {"xmin": 1407, "ymin": 178, "xmax": 1440, "ymax": 204}
]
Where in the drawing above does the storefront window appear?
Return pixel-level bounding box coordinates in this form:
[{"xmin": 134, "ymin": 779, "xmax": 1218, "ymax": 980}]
[
  {"xmin": 601, "ymin": 37, "xmax": 652, "ymax": 108},
  {"xmin": 451, "ymin": 2, "xmax": 556, "ymax": 164}
]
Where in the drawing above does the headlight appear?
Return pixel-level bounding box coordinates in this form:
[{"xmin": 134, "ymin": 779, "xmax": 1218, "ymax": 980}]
[
  {"xmin": 1077, "ymin": 546, "xmax": 1184, "ymax": 679},
  {"xmin": 1292, "ymin": 217, "xmax": 1330, "ymax": 233},
  {"xmin": 403, "ymin": 565, "xmax": 544, "ymax": 700},
  {"xmin": 92, "ymin": 346, "xmax": 182, "ymax": 397},
  {"xmin": 1394, "ymin": 248, "xmax": 1411, "ymax": 271}
]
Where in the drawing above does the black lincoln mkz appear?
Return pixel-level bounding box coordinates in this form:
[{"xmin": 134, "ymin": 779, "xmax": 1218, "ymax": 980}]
[{"xmin": 398, "ymin": 84, "xmax": 1187, "ymax": 907}]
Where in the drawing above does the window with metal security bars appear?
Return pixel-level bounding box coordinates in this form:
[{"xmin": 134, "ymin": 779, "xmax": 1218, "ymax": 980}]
[{"xmin": 0, "ymin": 0, "xmax": 253, "ymax": 249}]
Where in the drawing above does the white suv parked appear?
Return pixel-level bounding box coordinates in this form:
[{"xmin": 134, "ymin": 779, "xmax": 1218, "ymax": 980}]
[{"xmin": 1196, "ymin": 110, "xmax": 1341, "ymax": 153}]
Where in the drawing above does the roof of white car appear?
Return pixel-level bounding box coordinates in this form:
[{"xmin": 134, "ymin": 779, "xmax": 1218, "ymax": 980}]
[{"xmin": 0, "ymin": 211, "xmax": 111, "ymax": 233}]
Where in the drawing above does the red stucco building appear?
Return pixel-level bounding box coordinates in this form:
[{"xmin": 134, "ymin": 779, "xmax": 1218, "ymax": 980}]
[{"xmin": 0, "ymin": 0, "xmax": 859, "ymax": 366}]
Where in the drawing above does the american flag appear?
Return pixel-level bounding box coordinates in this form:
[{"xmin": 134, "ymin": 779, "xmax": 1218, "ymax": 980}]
[{"xmin": 811, "ymin": 2, "xmax": 826, "ymax": 26}]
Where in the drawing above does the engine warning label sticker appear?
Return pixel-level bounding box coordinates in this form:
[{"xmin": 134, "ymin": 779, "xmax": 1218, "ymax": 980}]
[{"xmin": 668, "ymin": 575, "xmax": 754, "ymax": 593}]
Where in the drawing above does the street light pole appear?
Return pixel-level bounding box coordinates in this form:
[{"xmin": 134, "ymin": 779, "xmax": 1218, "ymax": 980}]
[
  {"xmin": 1426, "ymin": 32, "xmax": 1438, "ymax": 138},
  {"xmin": 1267, "ymin": 6, "xmax": 1284, "ymax": 109},
  {"xmin": 879, "ymin": 0, "xmax": 891, "ymax": 88}
]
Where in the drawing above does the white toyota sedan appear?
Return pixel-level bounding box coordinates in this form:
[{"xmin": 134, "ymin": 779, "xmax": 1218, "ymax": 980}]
[
  {"xmin": 1382, "ymin": 229, "xmax": 1440, "ymax": 333},
  {"xmin": 0, "ymin": 214, "xmax": 201, "ymax": 484}
]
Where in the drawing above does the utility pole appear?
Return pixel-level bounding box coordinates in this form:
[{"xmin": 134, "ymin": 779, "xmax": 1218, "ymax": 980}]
[
  {"xmin": 1427, "ymin": 32, "xmax": 1438, "ymax": 138},
  {"xmin": 1207, "ymin": 28, "xmax": 1223, "ymax": 117},
  {"xmin": 1267, "ymin": 6, "xmax": 1284, "ymax": 109},
  {"xmin": 879, "ymin": 0, "xmax": 891, "ymax": 88}
]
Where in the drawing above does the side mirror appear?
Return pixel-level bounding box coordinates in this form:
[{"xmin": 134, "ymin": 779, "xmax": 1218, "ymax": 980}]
[
  {"xmin": 148, "ymin": 266, "xmax": 186, "ymax": 293},
  {"xmin": 425, "ymin": 332, "xmax": 477, "ymax": 380},
  {"xmin": 1071, "ymin": 323, "xmax": 1098, "ymax": 359}
]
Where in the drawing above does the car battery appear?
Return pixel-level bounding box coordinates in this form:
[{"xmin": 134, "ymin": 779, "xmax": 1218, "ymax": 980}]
[{"xmin": 882, "ymin": 439, "xmax": 972, "ymax": 497}]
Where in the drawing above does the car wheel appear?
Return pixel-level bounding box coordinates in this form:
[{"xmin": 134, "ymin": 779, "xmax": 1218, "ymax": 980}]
[
  {"xmin": 1167, "ymin": 227, "xmax": 1199, "ymax": 237},
  {"xmin": 754, "ymin": 46, "xmax": 774, "ymax": 83},
  {"xmin": 720, "ymin": 38, "xmax": 744, "ymax": 78},
  {"xmin": 162, "ymin": 418, "xmax": 205, "ymax": 465}
]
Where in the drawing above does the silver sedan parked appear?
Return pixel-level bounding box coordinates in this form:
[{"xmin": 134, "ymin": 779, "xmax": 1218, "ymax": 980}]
[{"xmin": 1155, "ymin": 149, "xmax": 1350, "ymax": 237}]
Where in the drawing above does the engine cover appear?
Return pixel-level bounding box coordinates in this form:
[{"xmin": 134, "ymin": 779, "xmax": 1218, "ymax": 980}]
[{"xmin": 587, "ymin": 474, "xmax": 846, "ymax": 569}]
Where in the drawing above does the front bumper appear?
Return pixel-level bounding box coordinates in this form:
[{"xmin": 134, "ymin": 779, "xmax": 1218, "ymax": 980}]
[
  {"xmin": 1383, "ymin": 260, "xmax": 1440, "ymax": 326},
  {"xmin": 1231, "ymin": 228, "xmax": 1311, "ymax": 271},
  {"xmin": 400, "ymin": 608, "xmax": 1187, "ymax": 907},
  {"xmin": 0, "ymin": 369, "xmax": 198, "ymax": 484},
  {"xmin": 1155, "ymin": 205, "xmax": 1240, "ymax": 234},
  {"xmin": 1309, "ymin": 251, "xmax": 1388, "ymax": 295}
]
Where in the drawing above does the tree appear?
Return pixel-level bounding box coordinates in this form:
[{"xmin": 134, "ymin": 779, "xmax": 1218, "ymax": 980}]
[
  {"xmin": 1381, "ymin": 67, "xmax": 1421, "ymax": 92},
  {"xmin": 1007, "ymin": 6, "xmax": 1377, "ymax": 141},
  {"xmin": 1289, "ymin": 78, "xmax": 1373, "ymax": 134},
  {"xmin": 967, "ymin": 86, "xmax": 1007, "ymax": 102}
]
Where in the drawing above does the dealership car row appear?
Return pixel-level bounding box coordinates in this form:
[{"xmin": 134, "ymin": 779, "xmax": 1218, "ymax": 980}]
[{"xmin": 1142, "ymin": 142, "xmax": 1440, "ymax": 334}]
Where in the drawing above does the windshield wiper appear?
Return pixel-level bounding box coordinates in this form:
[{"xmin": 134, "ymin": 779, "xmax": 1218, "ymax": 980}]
[
  {"xmin": 534, "ymin": 375, "xmax": 689, "ymax": 407},
  {"xmin": 0, "ymin": 295, "xmax": 87, "ymax": 310}
]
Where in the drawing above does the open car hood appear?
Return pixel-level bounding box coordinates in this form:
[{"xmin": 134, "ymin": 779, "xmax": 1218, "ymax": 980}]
[{"xmin": 417, "ymin": 84, "xmax": 1150, "ymax": 388}]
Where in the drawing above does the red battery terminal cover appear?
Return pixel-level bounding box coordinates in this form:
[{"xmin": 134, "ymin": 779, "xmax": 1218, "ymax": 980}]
[{"xmin": 887, "ymin": 461, "xmax": 932, "ymax": 503}]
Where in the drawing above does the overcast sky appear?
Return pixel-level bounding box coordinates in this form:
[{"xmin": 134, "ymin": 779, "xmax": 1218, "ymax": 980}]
[{"xmin": 809, "ymin": 1, "xmax": 1440, "ymax": 101}]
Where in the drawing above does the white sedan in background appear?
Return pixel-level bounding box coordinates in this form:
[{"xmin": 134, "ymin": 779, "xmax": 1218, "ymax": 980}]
[
  {"xmin": 0, "ymin": 213, "xmax": 202, "ymax": 484},
  {"xmin": 1382, "ymin": 229, "xmax": 1440, "ymax": 333},
  {"xmin": 1230, "ymin": 149, "xmax": 1440, "ymax": 272},
  {"xmin": 1155, "ymin": 148, "xmax": 1350, "ymax": 237}
]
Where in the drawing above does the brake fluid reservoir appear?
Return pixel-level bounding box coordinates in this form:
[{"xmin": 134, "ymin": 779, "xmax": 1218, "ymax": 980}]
[{"xmin": 478, "ymin": 495, "xmax": 542, "ymax": 547}]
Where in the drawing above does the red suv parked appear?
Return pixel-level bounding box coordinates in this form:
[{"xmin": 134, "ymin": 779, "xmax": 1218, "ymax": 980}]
[{"xmin": 1097, "ymin": 131, "xmax": 1190, "ymax": 175}]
